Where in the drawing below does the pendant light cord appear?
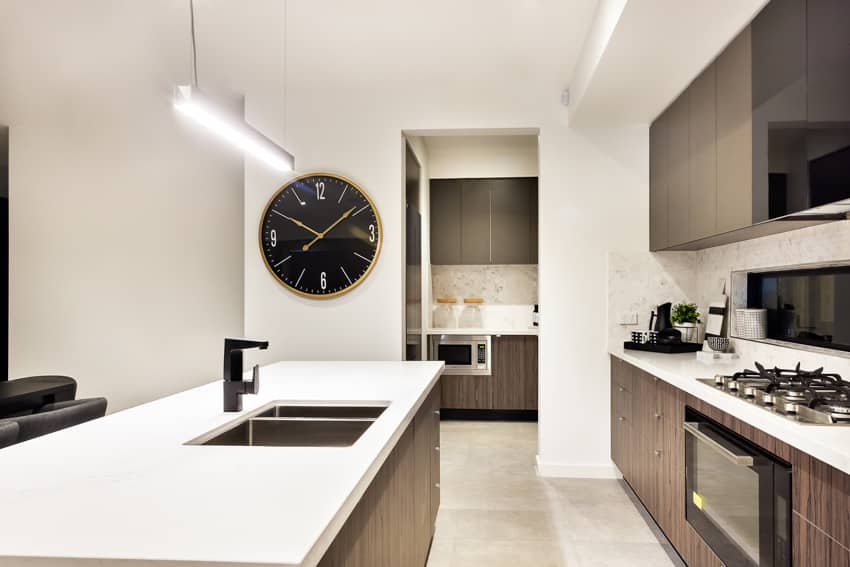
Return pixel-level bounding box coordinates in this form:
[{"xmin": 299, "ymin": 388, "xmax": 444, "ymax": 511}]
[
  {"xmin": 189, "ymin": 0, "xmax": 199, "ymax": 87},
  {"xmin": 283, "ymin": 0, "xmax": 288, "ymax": 147}
]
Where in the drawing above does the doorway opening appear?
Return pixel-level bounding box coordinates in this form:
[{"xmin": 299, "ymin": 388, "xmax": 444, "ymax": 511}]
[
  {"xmin": 402, "ymin": 129, "xmax": 540, "ymax": 422},
  {"xmin": 1, "ymin": 126, "xmax": 8, "ymax": 381}
]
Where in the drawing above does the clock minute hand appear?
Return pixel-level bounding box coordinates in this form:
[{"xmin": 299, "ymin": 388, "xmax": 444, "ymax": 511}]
[{"xmin": 302, "ymin": 206, "xmax": 356, "ymax": 251}]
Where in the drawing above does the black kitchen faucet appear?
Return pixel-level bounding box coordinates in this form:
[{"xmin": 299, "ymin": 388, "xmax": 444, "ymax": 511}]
[{"xmin": 223, "ymin": 338, "xmax": 269, "ymax": 412}]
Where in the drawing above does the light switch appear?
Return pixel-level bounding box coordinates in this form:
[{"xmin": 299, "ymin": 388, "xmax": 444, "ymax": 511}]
[{"xmin": 618, "ymin": 311, "xmax": 639, "ymax": 325}]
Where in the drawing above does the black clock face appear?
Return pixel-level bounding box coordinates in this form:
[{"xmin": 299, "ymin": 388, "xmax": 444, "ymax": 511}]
[{"xmin": 259, "ymin": 174, "xmax": 382, "ymax": 298}]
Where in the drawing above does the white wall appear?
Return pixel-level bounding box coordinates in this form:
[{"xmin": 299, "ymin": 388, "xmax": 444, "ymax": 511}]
[
  {"xmin": 0, "ymin": 1, "xmax": 246, "ymax": 410},
  {"xmin": 236, "ymin": 0, "xmax": 650, "ymax": 477},
  {"xmin": 425, "ymin": 135, "xmax": 539, "ymax": 179}
]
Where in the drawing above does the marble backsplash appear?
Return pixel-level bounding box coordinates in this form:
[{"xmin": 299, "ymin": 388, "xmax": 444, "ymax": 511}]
[
  {"xmin": 608, "ymin": 220, "xmax": 850, "ymax": 369},
  {"xmin": 695, "ymin": 221, "xmax": 850, "ymax": 318},
  {"xmin": 608, "ymin": 251, "xmax": 697, "ymax": 347},
  {"xmin": 431, "ymin": 264, "xmax": 538, "ymax": 305}
]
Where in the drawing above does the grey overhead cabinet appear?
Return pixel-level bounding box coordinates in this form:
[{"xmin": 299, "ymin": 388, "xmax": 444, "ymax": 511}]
[
  {"xmin": 807, "ymin": 0, "xmax": 850, "ymax": 123},
  {"xmin": 430, "ymin": 178, "xmax": 538, "ymax": 265},
  {"xmin": 459, "ymin": 182, "xmax": 491, "ymax": 265},
  {"xmin": 688, "ymin": 64, "xmax": 717, "ymax": 241},
  {"xmin": 715, "ymin": 26, "xmax": 753, "ymax": 234},
  {"xmin": 751, "ymin": 0, "xmax": 808, "ymax": 222},
  {"xmin": 649, "ymin": 0, "xmax": 850, "ymax": 251},
  {"xmin": 666, "ymin": 93, "xmax": 690, "ymax": 246},
  {"xmin": 650, "ymin": 35, "xmax": 750, "ymax": 250},
  {"xmin": 649, "ymin": 110, "xmax": 669, "ymax": 250},
  {"xmin": 490, "ymin": 178, "xmax": 537, "ymax": 264},
  {"xmin": 429, "ymin": 180, "xmax": 462, "ymax": 264}
]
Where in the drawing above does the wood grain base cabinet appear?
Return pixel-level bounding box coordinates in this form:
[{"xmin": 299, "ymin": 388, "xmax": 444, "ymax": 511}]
[
  {"xmin": 492, "ymin": 335, "xmax": 538, "ymax": 410},
  {"xmin": 612, "ymin": 355, "xmax": 850, "ymax": 566},
  {"xmin": 319, "ymin": 381, "xmax": 441, "ymax": 567},
  {"xmin": 441, "ymin": 335, "xmax": 538, "ymax": 411}
]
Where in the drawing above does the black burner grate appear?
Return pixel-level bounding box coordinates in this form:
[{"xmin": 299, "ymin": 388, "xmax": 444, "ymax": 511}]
[{"xmin": 730, "ymin": 362, "xmax": 849, "ymax": 408}]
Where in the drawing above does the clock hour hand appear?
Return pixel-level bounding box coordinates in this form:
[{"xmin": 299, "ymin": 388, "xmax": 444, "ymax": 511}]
[
  {"xmin": 272, "ymin": 210, "xmax": 322, "ymax": 237},
  {"xmin": 302, "ymin": 206, "xmax": 356, "ymax": 251}
]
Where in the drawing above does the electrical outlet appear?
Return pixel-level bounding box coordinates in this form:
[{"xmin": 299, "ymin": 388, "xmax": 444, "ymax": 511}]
[{"xmin": 618, "ymin": 311, "xmax": 639, "ymax": 326}]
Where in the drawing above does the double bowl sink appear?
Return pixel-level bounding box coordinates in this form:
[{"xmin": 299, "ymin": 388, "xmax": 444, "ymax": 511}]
[{"xmin": 186, "ymin": 401, "xmax": 389, "ymax": 447}]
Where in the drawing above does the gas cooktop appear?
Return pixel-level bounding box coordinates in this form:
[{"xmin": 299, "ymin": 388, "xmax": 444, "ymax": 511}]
[{"xmin": 697, "ymin": 362, "xmax": 850, "ymax": 425}]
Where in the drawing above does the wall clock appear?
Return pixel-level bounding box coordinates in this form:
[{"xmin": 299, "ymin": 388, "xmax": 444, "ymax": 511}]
[{"xmin": 259, "ymin": 173, "xmax": 382, "ymax": 298}]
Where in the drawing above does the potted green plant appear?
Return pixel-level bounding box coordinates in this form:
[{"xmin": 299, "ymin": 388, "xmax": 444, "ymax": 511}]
[{"xmin": 671, "ymin": 302, "xmax": 701, "ymax": 343}]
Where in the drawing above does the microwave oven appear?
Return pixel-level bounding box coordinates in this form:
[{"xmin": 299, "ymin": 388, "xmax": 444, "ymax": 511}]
[{"xmin": 428, "ymin": 335, "xmax": 491, "ymax": 375}]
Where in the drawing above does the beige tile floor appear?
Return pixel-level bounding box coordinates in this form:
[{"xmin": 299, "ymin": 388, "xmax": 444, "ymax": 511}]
[{"xmin": 427, "ymin": 421, "xmax": 685, "ymax": 567}]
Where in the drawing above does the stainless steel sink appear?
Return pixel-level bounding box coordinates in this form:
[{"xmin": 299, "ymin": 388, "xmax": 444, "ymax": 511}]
[
  {"xmin": 186, "ymin": 401, "xmax": 389, "ymax": 447},
  {"xmin": 254, "ymin": 404, "xmax": 387, "ymax": 420}
]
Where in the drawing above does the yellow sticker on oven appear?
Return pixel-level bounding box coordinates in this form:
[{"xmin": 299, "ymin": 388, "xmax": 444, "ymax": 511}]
[{"xmin": 692, "ymin": 491, "xmax": 704, "ymax": 510}]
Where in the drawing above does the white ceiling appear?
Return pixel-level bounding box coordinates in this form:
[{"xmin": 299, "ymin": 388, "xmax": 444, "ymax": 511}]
[
  {"xmin": 282, "ymin": 0, "xmax": 600, "ymax": 91},
  {"xmin": 569, "ymin": 0, "xmax": 769, "ymax": 125}
]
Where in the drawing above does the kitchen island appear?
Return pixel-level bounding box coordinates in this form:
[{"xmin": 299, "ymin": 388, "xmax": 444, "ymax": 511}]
[{"xmin": 0, "ymin": 360, "xmax": 443, "ymax": 567}]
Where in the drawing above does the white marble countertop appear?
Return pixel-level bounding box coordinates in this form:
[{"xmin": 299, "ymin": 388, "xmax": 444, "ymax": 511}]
[
  {"xmin": 426, "ymin": 327, "xmax": 539, "ymax": 336},
  {"xmin": 610, "ymin": 348, "xmax": 850, "ymax": 475},
  {"xmin": 0, "ymin": 360, "xmax": 444, "ymax": 567}
]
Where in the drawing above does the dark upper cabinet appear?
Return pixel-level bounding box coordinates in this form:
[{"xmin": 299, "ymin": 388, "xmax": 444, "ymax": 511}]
[
  {"xmin": 649, "ymin": 0, "xmax": 850, "ymax": 251},
  {"xmin": 490, "ymin": 178, "xmax": 537, "ymax": 264},
  {"xmin": 430, "ymin": 178, "xmax": 538, "ymax": 265},
  {"xmin": 460, "ymin": 181, "xmax": 491, "ymax": 264},
  {"xmin": 649, "ymin": 109, "xmax": 670, "ymax": 250},
  {"xmin": 716, "ymin": 26, "xmax": 753, "ymax": 234},
  {"xmin": 688, "ymin": 64, "xmax": 717, "ymax": 242},
  {"xmin": 806, "ymin": 0, "xmax": 850, "ymax": 210},
  {"xmin": 667, "ymin": 94, "xmax": 691, "ymax": 246},
  {"xmin": 752, "ymin": 0, "xmax": 850, "ymax": 221},
  {"xmin": 751, "ymin": 0, "xmax": 808, "ymax": 223},
  {"xmin": 807, "ymin": 0, "xmax": 850, "ymax": 123},
  {"xmin": 429, "ymin": 180, "xmax": 462, "ymax": 265}
]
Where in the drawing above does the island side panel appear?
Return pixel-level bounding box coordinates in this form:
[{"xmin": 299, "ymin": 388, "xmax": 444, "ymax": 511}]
[{"xmin": 318, "ymin": 380, "xmax": 440, "ymax": 567}]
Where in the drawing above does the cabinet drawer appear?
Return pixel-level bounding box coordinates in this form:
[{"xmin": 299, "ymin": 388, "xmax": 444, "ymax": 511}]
[
  {"xmin": 613, "ymin": 356, "xmax": 634, "ymax": 391},
  {"xmin": 440, "ymin": 374, "xmax": 491, "ymax": 409},
  {"xmin": 613, "ymin": 384, "xmax": 633, "ymax": 424},
  {"xmin": 633, "ymin": 369, "xmax": 659, "ymax": 434}
]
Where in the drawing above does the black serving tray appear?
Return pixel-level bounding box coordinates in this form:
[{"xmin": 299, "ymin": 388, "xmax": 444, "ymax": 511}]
[{"xmin": 623, "ymin": 341, "xmax": 702, "ymax": 354}]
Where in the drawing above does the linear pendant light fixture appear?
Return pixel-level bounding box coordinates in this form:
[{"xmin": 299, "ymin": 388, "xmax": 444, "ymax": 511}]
[{"xmin": 174, "ymin": 0, "xmax": 294, "ymax": 172}]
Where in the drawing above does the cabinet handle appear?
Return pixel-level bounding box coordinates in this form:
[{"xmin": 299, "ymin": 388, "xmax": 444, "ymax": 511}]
[
  {"xmin": 618, "ymin": 387, "xmax": 625, "ymax": 393},
  {"xmin": 654, "ymin": 449, "xmax": 662, "ymax": 457},
  {"xmin": 434, "ymin": 410, "xmax": 440, "ymax": 416},
  {"xmin": 435, "ymin": 483, "xmax": 440, "ymax": 489},
  {"xmin": 434, "ymin": 446, "xmax": 440, "ymax": 452},
  {"xmin": 654, "ymin": 413, "xmax": 663, "ymax": 420},
  {"xmin": 617, "ymin": 416, "xmax": 626, "ymax": 422}
]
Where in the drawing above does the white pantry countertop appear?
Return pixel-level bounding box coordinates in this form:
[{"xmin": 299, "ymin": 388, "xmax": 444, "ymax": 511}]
[
  {"xmin": 427, "ymin": 327, "xmax": 539, "ymax": 336},
  {"xmin": 611, "ymin": 348, "xmax": 850, "ymax": 475},
  {"xmin": 0, "ymin": 360, "xmax": 444, "ymax": 567}
]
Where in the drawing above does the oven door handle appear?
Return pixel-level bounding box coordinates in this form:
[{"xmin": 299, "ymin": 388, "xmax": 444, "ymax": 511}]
[{"xmin": 683, "ymin": 422, "xmax": 754, "ymax": 466}]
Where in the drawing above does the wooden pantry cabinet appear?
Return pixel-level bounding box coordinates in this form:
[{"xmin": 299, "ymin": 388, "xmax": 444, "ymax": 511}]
[
  {"xmin": 440, "ymin": 335, "xmax": 538, "ymax": 412},
  {"xmin": 611, "ymin": 355, "xmax": 850, "ymax": 566}
]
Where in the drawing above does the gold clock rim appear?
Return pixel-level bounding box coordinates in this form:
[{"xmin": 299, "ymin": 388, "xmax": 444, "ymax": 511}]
[{"xmin": 258, "ymin": 172, "xmax": 383, "ymax": 300}]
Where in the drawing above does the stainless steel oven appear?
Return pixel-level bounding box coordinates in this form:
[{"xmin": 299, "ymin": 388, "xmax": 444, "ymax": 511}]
[
  {"xmin": 685, "ymin": 407, "xmax": 791, "ymax": 567},
  {"xmin": 428, "ymin": 335, "xmax": 491, "ymax": 375}
]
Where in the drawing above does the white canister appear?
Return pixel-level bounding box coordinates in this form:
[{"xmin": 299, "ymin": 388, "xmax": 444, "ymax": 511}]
[{"xmin": 735, "ymin": 308, "xmax": 768, "ymax": 339}]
